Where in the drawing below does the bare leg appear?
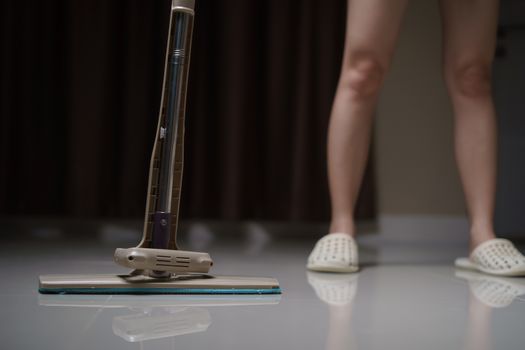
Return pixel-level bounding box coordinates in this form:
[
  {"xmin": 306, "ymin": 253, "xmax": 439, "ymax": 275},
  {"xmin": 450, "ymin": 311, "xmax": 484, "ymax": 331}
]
[
  {"xmin": 328, "ymin": 0, "xmax": 409, "ymax": 236},
  {"xmin": 440, "ymin": 0, "xmax": 499, "ymax": 250}
]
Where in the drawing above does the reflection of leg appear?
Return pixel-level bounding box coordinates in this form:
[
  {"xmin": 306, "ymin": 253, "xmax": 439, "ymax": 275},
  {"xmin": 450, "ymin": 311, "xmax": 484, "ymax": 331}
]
[
  {"xmin": 326, "ymin": 304, "xmax": 356, "ymax": 350},
  {"xmin": 439, "ymin": 0, "xmax": 499, "ymax": 250},
  {"xmin": 464, "ymin": 292, "xmax": 493, "ymax": 350},
  {"xmin": 307, "ymin": 272, "xmax": 359, "ymax": 350},
  {"xmin": 327, "ymin": 0, "xmax": 408, "ymax": 236}
]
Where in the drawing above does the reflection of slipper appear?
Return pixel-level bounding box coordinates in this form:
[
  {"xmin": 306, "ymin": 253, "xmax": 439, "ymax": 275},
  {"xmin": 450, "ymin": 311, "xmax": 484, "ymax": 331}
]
[
  {"xmin": 307, "ymin": 233, "xmax": 358, "ymax": 273},
  {"xmin": 306, "ymin": 271, "xmax": 358, "ymax": 306},
  {"xmin": 455, "ymin": 269, "xmax": 525, "ymax": 308},
  {"xmin": 455, "ymin": 239, "xmax": 525, "ymax": 276}
]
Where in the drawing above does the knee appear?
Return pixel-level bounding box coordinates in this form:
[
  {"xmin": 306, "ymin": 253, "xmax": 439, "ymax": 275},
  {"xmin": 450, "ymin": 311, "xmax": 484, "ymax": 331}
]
[
  {"xmin": 339, "ymin": 57, "xmax": 385, "ymax": 99},
  {"xmin": 446, "ymin": 61, "xmax": 492, "ymax": 98}
]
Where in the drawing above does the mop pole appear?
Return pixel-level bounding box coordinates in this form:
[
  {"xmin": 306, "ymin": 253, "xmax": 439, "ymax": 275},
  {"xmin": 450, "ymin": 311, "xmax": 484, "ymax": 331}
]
[{"xmin": 142, "ymin": 0, "xmax": 195, "ymax": 250}]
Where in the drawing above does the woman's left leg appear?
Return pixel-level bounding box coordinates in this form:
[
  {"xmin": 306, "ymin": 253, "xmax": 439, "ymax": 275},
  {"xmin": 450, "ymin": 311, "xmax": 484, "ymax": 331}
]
[{"xmin": 439, "ymin": 0, "xmax": 499, "ymax": 251}]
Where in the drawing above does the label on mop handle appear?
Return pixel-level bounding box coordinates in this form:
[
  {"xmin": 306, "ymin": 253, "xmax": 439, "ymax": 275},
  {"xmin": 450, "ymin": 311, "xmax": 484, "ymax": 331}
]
[{"xmin": 152, "ymin": 212, "xmax": 171, "ymax": 249}]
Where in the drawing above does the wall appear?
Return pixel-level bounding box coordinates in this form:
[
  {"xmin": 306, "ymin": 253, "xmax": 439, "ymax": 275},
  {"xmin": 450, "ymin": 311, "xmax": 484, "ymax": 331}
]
[
  {"xmin": 374, "ymin": 0, "xmax": 466, "ymax": 216},
  {"xmin": 494, "ymin": 0, "xmax": 525, "ymax": 236}
]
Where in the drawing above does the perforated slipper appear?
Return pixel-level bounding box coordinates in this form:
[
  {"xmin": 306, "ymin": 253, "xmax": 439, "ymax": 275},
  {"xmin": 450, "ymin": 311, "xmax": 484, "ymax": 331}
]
[
  {"xmin": 455, "ymin": 238, "xmax": 525, "ymax": 277},
  {"xmin": 307, "ymin": 271, "xmax": 358, "ymax": 306},
  {"xmin": 455, "ymin": 269, "xmax": 525, "ymax": 308},
  {"xmin": 307, "ymin": 233, "xmax": 358, "ymax": 273}
]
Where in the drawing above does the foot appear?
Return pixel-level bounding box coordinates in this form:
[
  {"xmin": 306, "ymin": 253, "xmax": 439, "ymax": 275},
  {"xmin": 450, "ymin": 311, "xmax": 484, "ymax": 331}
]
[
  {"xmin": 307, "ymin": 232, "xmax": 359, "ymax": 273},
  {"xmin": 456, "ymin": 238, "xmax": 525, "ymax": 277}
]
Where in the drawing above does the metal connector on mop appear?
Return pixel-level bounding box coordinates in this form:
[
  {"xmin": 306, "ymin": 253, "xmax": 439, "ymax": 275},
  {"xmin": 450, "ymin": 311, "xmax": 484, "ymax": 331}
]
[{"xmin": 114, "ymin": 247, "xmax": 213, "ymax": 275}]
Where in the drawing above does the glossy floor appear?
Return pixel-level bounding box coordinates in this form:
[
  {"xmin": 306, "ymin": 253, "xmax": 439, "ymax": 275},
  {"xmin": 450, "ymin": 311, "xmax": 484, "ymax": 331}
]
[{"xmin": 2, "ymin": 220, "xmax": 525, "ymax": 350}]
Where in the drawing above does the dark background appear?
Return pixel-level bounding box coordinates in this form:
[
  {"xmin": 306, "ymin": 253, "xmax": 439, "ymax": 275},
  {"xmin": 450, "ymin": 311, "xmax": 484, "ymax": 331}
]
[{"xmin": 0, "ymin": 0, "xmax": 375, "ymax": 222}]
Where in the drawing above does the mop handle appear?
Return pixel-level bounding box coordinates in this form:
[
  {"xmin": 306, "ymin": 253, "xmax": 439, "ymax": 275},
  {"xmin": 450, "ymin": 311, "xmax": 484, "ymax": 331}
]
[{"xmin": 146, "ymin": 0, "xmax": 195, "ymax": 249}]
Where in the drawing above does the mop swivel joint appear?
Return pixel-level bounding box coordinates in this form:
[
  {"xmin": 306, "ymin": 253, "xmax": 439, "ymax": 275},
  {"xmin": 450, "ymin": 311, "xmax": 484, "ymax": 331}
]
[{"xmin": 114, "ymin": 248, "xmax": 213, "ymax": 276}]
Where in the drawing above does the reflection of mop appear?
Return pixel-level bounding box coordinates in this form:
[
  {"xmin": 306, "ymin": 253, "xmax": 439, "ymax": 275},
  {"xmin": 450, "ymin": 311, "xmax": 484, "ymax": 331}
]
[
  {"xmin": 39, "ymin": 294, "xmax": 280, "ymax": 343},
  {"xmin": 38, "ymin": 0, "xmax": 280, "ymax": 295},
  {"xmin": 455, "ymin": 269, "xmax": 525, "ymax": 308},
  {"xmin": 113, "ymin": 307, "xmax": 211, "ymax": 342},
  {"xmin": 38, "ymin": 294, "xmax": 282, "ymax": 308}
]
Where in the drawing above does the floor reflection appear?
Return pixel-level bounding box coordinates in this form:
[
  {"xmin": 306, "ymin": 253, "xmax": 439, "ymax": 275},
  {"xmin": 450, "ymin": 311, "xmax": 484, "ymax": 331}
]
[
  {"xmin": 307, "ymin": 269, "xmax": 525, "ymax": 350},
  {"xmin": 112, "ymin": 307, "xmax": 211, "ymax": 341},
  {"xmin": 456, "ymin": 270, "xmax": 525, "ymax": 350},
  {"xmin": 39, "ymin": 294, "xmax": 281, "ymax": 344},
  {"xmin": 456, "ymin": 270, "xmax": 525, "ymax": 308},
  {"xmin": 307, "ymin": 272, "xmax": 358, "ymax": 350}
]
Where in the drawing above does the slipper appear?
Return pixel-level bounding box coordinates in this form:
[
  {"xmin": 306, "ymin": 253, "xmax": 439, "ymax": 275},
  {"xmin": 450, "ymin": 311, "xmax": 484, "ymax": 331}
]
[
  {"xmin": 307, "ymin": 233, "xmax": 358, "ymax": 273},
  {"xmin": 455, "ymin": 269, "xmax": 525, "ymax": 308},
  {"xmin": 455, "ymin": 238, "xmax": 525, "ymax": 277},
  {"xmin": 306, "ymin": 271, "xmax": 358, "ymax": 306}
]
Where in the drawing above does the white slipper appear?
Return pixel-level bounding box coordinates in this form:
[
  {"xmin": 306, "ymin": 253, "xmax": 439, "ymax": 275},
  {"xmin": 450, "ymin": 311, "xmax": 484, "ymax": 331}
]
[
  {"xmin": 307, "ymin": 233, "xmax": 358, "ymax": 273},
  {"xmin": 306, "ymin": 271, "xmax": 358, "ymax": 306},
  {"xmin": 455, "ymin": 238, "xmax": 525, "ymax": 277},
  {"xmin": 455, "ymin": 269, "xmax": 525, "ymax": 308}
]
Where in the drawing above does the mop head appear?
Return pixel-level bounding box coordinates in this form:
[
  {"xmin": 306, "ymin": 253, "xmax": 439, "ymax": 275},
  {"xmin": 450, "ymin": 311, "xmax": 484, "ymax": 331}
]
[{"xmin": 39, "ymin": 274, "xmax": 281, "ymax": 295}]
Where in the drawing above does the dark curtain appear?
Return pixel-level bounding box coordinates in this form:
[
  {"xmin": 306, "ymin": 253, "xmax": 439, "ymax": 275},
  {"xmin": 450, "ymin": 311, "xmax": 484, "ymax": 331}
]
[{"xmin": 0, "ymin": 0, "xmax": 375, "ymax": 221}]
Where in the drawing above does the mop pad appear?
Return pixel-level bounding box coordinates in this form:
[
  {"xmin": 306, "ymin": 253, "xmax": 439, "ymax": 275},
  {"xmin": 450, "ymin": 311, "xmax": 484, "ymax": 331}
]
[{"xmin": 38, "ymin": 274, "xmax": 281, "ymax": 295}]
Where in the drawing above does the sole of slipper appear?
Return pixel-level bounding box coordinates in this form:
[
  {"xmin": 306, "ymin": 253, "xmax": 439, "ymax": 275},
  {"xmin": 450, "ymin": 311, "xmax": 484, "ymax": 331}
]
[
  {"xmin": 306, "ymin": 264, "xmax": 359, "ymax": 273},
  {"xmin": 455, "ymin": 257, "xmax": 525, "ymax": 277},
  {"xmin": 455, "ymin": 257, "xmax": 477, "ymax": 270}
]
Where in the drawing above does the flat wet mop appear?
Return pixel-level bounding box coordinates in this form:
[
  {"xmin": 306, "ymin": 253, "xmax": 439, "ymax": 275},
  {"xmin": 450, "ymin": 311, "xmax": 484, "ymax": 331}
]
[{"xmin": 39, "ymin": 0, "xmax": 280, "ymax": 295}]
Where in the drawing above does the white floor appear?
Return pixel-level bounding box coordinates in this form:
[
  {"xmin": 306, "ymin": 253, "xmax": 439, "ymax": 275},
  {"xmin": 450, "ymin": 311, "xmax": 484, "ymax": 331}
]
[{"xmin": 2, "ymin": 218, "xmax": 525, "ymax": 350}]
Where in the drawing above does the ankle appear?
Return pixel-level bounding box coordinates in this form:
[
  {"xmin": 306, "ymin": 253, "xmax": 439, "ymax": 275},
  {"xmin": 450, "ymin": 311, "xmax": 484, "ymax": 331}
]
[
  {"xmin": 469, "ymin": 228, "xmax": 496, "ymax": 251},
  {"xmin": 329, "ymin": 220, "xmax": 356, "ymax": 237}
]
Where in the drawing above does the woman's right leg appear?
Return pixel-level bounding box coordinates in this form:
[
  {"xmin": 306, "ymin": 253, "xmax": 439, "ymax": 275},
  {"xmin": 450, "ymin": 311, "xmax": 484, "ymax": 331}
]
[{"xmin": 328, "ymin": 0, "xmax": 409, "ymax": 236}]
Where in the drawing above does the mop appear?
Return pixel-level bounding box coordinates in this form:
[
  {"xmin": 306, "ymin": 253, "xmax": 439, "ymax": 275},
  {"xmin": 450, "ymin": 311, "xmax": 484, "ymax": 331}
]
[{"xmin": 39, "ymin": 0, "xmax": 281, "ymax": 295}]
